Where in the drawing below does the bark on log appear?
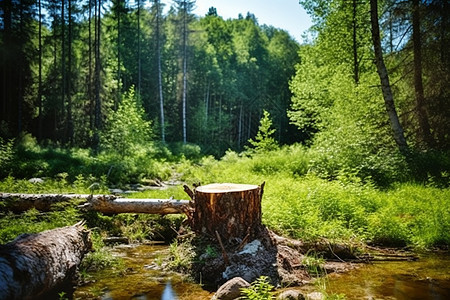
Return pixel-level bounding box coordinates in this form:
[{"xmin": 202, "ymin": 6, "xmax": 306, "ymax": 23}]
[
  {"xmin": 84, "ymin": 196, "xmax": 190, "ymax": 215},
  {"xmin": 0, "ymin": 193, "xmax": 95, "ymax": 212},
  {"xmin": 187, "ymin": 183, "xmax": 265, "ymax": 243},
  {"xmin": 0, "ymin": 222, "xmax": 92, "ymax": 300},
  {"xmin": 0, "ymin": 193, "xmax": 190, "ymax": 215}
]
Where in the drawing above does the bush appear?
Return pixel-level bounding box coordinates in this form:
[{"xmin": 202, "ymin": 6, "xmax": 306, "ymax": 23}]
[
  {"xmin": 240, "ymin": 276, "xmax": 274, "ymax": 300},
  {"xmin": 0, "ymin": 137, "xmax": 14, "ymax": 177}
]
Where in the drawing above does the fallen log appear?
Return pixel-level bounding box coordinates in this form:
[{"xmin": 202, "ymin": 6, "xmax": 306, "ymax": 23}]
[
  {"xmin": 0, "ymin": 193, "xmax": 190, "ymax": 215},
  {"xmin": 83, "ymin": 196, "xmax": 190, "ymax": 215},
  {"xmin": 0, "ymin": 222, "xmax": 92, "ymax": 300},
  {"xmin": 0, "ymin": 193, "xmax": 101, "ymax": 212}
]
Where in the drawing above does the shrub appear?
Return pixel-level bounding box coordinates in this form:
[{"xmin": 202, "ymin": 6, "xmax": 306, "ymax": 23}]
[
  {"xmin": 246, "ymin": 110, "xmax": 278, "ymax": 153},
  {"xmin": 240, "ymin": 276, "xmax": 274, "ymax": 300},
  {"xmin": 0, "ymin": 137, "xmax": 14, "ymax": 177}
]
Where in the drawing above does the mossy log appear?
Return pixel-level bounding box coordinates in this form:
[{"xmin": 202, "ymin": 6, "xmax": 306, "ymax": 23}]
[
  {"xmin": 0, "ymin": 193, "xmax": 190, "ymax": 214},
  {"xmin": 185, "ymin": 182, "xmax": 265, "ymax": 243},
  {"xmin": 0, "ymin": 193, "xmax": 95, "ymax": 212},
  {"xmin": 0, "ymin": 222, "xmax": 92, "ymax": 300}
]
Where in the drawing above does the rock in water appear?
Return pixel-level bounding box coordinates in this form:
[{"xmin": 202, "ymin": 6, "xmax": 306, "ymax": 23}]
[{"xmin": 213, "ymin": 277, "xmax": 250, "ymax": 300}]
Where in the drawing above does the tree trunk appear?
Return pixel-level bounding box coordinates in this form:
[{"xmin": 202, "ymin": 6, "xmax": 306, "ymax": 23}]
[
  {"xmin": 137, "ymin": 0, "xmax": 141, "ymax": 94},
  {"xmin": 85, "ymin": 196, "xmax": 190, "ymax": 214},
  {"xmin": 185, "ymin": 183, "xmax": 265, "ymax": 243},
  {"xmin": 0, "ymin": 222, "xmax": 92, "ymax": 300},
  {"xmin": 61, "ymin": 0, "xmax": 66, "ymax": 140},
  {"xmin": 412, "ymin": 0, "xmax": 433, "ymax": 147},
  {"xmin": 155, "ymin": 0, "xmax": 165, "ymax": 143},
  {"xmin": 370, "ymin": 0, "xmax": 408, "ymax": 153},
  {"xmin": 352, "ymin": 0, "xmax": 359, "ymax": 84},
  {"xmin": 38, "ymin": 0, "xmax": 43, "ymax": 141},
  {"xmin": 67, "ymin": 0, "xmax": 74, "ymax": 145},
  {"xmin": 93, "ymin": 0, "xmax": 102, "ymax": 152},
  {"xmin": 181, "ymin": 0, "xmax": 189, "ymax": 144},
  {"xmin": 116, "ymin": 0, "xmax": 121, "ymax": 110},
  {"xmin": 0, "ymin": 193, "xmax": 189, "ymax": 214}
]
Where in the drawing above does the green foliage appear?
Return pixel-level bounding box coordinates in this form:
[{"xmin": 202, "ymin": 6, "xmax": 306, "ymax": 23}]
[
  {"xmin": 79, "ymin": 232, "xmax": 122, "ymax": 272},
  {"xmin": 101, "ymin": 86, "xmax": 153, "ymax": 158},
  {"xmin": 303, "ymin": 251, "xmax": 326, "ymax": 277},
  {"xmin": 0, "ymin": 133, "xmax": 173, "ymax": 185},
  {"xmin": 0, "ymin": 207, "xmax": 80, "ymax": 244},
  {"xmin": 240, "ymin": 276, "xmax": 274, "ymax": 300},
  {"xmin": 247, "ymin": 110, "xmax": 278, "ymax": 153},
  {"xmin": 168, "ymin": 239, "xmax": 196, "ymax": 272},
  {"xmin": 0, "ymin": 137, "xmax": 14, "ymax": 177},
  {"xmin": 178, "ymin": 149, "xmax": 449, "ymax": 249}
]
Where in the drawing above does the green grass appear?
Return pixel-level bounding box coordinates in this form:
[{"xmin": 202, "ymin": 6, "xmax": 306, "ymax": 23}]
[
  {"xmin": 177, "ymin": 148, "xmax": 450, "ymax": 249},
  {"xmin": 0, "ymin": 143, "xmax": 449, "ymax": 250}
]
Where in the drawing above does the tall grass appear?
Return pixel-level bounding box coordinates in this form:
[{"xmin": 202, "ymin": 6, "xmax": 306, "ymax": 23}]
[
  {"xmin": 0, "ymin": 139, "xmax": 448, "ymax": 249},
  {"xmin": 177, "ymin": 146, "xmax": 450, "ymax": 249}
]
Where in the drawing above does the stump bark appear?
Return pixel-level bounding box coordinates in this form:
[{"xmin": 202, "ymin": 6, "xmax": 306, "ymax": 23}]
[
  {"xmin": 0, "ymin": 222, "xmax": 92, "ymax": 300},
  {"xmin": 186, "ymin": 182, "xmax": 265, "ymax": 243}
]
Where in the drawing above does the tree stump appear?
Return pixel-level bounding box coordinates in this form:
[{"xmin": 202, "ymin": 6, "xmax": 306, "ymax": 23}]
[{"xmin": 187, "ymin": 182, "xmax": 265, "ymax": 243}]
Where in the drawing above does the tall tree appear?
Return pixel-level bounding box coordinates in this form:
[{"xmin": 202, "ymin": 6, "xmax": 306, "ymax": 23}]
[
  {"xmin": 174, "ymin": 0, "xmax": 195, "ymax": 144},
  {"xmin": 154, "ymin": 0, "xmax": 166, "ymax": 143},
  {"xmin": 66, "ymin": 0, "xmax": 74, "ymax": 144},
  {"xmin": 370, "ymin": 0, "xmax": 408, "ymax": 153},
  {"xmin": 412, "ymin": 0, "xmax": 433, "ymax": 147},
  {"xmin": 93, "ymin": 0, "xmax": 102, "ymax": 151},
  {"xmin": 352, "ymin": 0, "xmax": 359, "ymax": 84},
  {"xmin": 137, "ymin": 0, "xmax": 141, "ymax": 94},
  {"xmin": 38, "ymin": 0, "xmax": 43, "ymax": 140}
]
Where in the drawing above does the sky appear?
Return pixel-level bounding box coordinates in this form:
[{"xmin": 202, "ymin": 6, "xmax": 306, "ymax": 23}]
[{"xmin": 163, "ymin": 0, "xmax": 313, "ymax": 43}]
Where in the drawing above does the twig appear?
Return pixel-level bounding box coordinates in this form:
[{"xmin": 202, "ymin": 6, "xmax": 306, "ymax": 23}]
[
  {"xmin": 183, "ymin": 185, "xmax": 194, "ymax": 200},
  {"xmin": 328, "ymin": 243, "xmax": 346, "ymax": 263},
  {"xmin": 215, "ymin": 230, "xmax": 230, "ymax": 265},
  {"xmin": 237, "ymin": 232, "xmax": 251, "ymax": 252}
]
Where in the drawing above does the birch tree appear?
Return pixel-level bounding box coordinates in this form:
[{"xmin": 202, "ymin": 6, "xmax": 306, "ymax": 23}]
[{"xmin": 370, "ymin": 0, "xmax": 408, "ymax": 153}]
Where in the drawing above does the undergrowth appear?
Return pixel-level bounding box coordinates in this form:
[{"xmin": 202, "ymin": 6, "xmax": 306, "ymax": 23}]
[
  {"xmin": 0, "ymin": 142, "xmax": 449, "ymax": 250},
  {"xmin": 177, "ymin": 147, "xmax": 450, "ymax": 249}
]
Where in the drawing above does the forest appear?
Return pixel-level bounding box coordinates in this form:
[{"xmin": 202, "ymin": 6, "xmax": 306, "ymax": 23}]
[
  {"xmin": 0, "ymin": 0, "xmax": 450, "ymax": 298},
  {"xmin": 0, "ymin": 0, "xmax": 301, "ymax": 156}
]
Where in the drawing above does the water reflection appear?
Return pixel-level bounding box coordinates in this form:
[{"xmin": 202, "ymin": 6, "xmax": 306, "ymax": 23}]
[
  {"xmin": 74, "ymin": 244, "xmax": 211, "ymax": 300},
  {"xmin": 326, "ymin": 254, "xmax": 450, "ymax": 300},
  {"xmin": 75, "ymin": 244, "xmax": 449, "ymax": 300},
  {"xmin": 161, "ymin": 281, "xmax": 178, "ymax": 300}
]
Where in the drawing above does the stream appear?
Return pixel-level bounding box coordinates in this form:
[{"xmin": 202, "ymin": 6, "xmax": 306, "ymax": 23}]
[{"xmin": 74, "ymin": 244, "xmax": 450, "ymax": 300}]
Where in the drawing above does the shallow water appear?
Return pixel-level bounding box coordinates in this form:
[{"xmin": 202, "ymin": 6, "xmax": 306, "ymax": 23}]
[
  {"xmin": 325, "ymin": 253, "xmax": 450, "ymax": 299},
  {"xmin": 74, "ymin": 244, "xmax": 213, "ymax": 300},
  {"xmin": 74, "ymin": 244, "xmax": 450, "ymax": 300}
]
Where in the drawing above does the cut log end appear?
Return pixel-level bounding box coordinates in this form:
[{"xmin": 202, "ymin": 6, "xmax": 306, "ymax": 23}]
[{"xmin": 196, "ymin": 183, "xmax": 259, "ymax": 193}]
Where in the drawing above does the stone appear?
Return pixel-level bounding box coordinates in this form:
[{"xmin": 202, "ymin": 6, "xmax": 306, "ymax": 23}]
[
  {"xmin": 238, "ymin": 239, "xmax": 262, "ymax": 255},
  {"xmin": 109, "ymin": 188, "xmax": 124, "ymax": 194},
  {"xmin": 213, "ymin": 277, "xmax": 250, "ymax": 300},
  {"xmin": 306, "ymin": 292, "xmax": 324, "ymax": 300},
  {"xmin": 277, "ymin": 290, "xmax": 305, "ymax": 300},
  {"xmin": 28, "ymin": 177, "xmax": 44, "ymax": 184}
]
